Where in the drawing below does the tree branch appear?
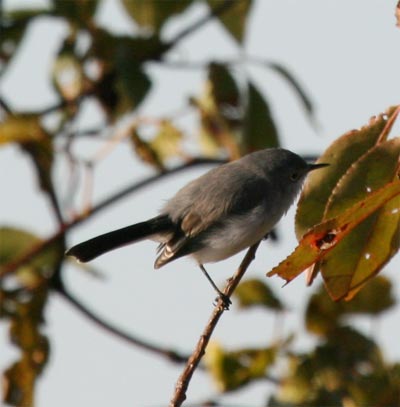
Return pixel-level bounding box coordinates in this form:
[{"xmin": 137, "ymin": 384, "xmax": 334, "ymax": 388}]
[
  {"xmin": 0, "ymin": 94, "xmax": 12, "ymax": 115},
  {"xmin": 167, "ymin": 0, "xmax": 236, "ymax": 48},
  {"xmin": 51, "ymin": 272, "xmax": 189, "ymax": 364},
  {"xmin": 158, "ymin": 55, "xmax": 316, "ymax": 126},
  {"xmin": 169, "ymin": 241, "xmax": 261, "ymax": 407}
]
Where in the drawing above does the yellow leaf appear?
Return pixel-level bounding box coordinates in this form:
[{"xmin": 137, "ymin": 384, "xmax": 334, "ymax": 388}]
[{"xmin": 0, "ymin": 115, "xmax": 43, "ymax": 145}]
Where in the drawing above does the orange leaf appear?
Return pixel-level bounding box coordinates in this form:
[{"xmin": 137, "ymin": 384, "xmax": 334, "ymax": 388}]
[{"xmin": 267, "ymin": 181, "xmax": 400, "ymax": 289}]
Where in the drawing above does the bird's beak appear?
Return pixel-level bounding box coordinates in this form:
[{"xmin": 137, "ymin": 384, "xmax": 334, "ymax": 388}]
[{"xmin": 307, "ymin": 162, "xmax": 329, "ymax": 172}]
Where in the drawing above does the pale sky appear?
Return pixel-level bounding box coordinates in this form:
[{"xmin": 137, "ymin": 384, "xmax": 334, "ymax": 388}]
[{"xmin": 1, "ymin": 1, "xmax": 400, "ymax": 406}]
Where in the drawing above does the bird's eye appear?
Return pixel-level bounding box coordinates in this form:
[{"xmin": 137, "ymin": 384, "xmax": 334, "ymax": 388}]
[{"xmin": 290, "ymin": 172, "xmax": 300, "ymax": 181}]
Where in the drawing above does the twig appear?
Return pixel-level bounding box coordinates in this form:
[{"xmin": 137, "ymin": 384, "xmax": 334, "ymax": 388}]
[
  {"xmin": 51, "ymin": 272, "xmax": 189, "ymax": 364},
  {"xmin": 169, "ymin": 241, "xmax": 261, "ymax": 407},
  {"xmin": 159, "ymin": 55, "xmax": 316, "ymax": 126},
  {"xmin": 168, "ymin": 0, "xmax": 236, "ymax": 47},
  {"xmin": 56, "ymin": 126, "xmax": 105, "ymax": 139},
  {"xmin": 0, "ymin": 158, "xmax": 227, "ymax": 279},
  {"xmin": 0, "ymin": 95, "xmax": 12, "ymax": 115}
]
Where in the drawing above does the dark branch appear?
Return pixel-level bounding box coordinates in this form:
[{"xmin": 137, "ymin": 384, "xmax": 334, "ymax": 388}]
[
  {"xmin": 51, "ymin": 272, "xmax": 189, "ymax": 364},
  {"xmin": 168, "ymin": 0, "xmax": 236, "ymax": 47},
  {"xmin": 169, "ymin": 241, "xmax": 261, "ymax": 407},
  {"xmin": 0, "ymin": 95, "xmax": 12, "ymax": 115}
]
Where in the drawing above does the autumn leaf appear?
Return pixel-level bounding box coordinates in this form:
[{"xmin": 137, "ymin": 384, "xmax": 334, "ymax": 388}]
[
  {"xmin": 319, "ymin": 138, "xmax": 400, "ymax": 300},
  {"xmin": 295, "ymin": 105, "xmax": 400, "ymax": 239},
  {"xmin": 267, "ymin": 180, "xmax": 400, "ymax": 299}
]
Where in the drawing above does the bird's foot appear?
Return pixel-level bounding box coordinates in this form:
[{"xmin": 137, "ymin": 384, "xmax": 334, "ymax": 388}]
[{"xmin": 214, "ymin": 293, "xmax": 231, "ymax": 310}]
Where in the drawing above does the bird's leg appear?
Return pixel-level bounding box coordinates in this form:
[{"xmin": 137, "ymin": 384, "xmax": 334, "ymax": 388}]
[{"xmin": 199, "ymin": 264, "xmax": 231, "ymax": 310}]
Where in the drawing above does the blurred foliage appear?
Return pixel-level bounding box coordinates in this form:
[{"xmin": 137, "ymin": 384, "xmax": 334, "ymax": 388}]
[
  {"xmin": 1, "ymin": 1, "xmax": 400, "ymax": 406},
  {"xmin": 207, "ymin": 275, "xmax": 399, "ymax": 406},
  {"xmin": 234, "ymin": 278, "xmax": 283, "ymax": 310},
  {"xmin": 0, "ymin": 228, "xmax": 63, "ymax": 406},
  {"xmin": 121, "ymin": 0, "xmax": 194, "ymax": 32},
  {"xmin": 205, "ymin": 341, "xmax": 277, "ymax": 391}
]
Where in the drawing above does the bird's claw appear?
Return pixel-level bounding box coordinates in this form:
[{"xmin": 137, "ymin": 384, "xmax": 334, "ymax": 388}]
[{"xmin": 214, "ymin": 293, "xmax": 231, "ymax": 310}]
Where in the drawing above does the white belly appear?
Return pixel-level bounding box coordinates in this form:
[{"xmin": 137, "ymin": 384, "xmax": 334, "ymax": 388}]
[{"xmin": 192, "ymin": 204, "xmax": 283, "ymax": 264}]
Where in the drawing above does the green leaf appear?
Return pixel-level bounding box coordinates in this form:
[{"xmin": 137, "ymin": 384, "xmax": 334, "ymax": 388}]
[
  {"xmin": 206, "ymin": 0, "xmax": 253, "ymax": 43},
  {"xmin": 205, "ymin": 342, "xmax": 276, "ymax": 391},
  {"xmin": 1, "ymin": 9, "xmax": 43, "ymax": 74},
  {"xmin": 0, "ymin": 227, "xmax": 54, "ymax": 406},
  {"xmin": 149, "ymin": 120, "xmax": 184, "ymax": 163},
  {"xmin": 234, "ymin": 278, "xmax": 283, "ymax": 311},
  {"xmin": 0, "ymin": 227, "xmax": 61, "ymax": 288},
  {"xmin": 273, "ymin": 356, "xmax": 313, "ymax": 404},
  {"xmin": 208, "ymin": 62, "xmax": 241, "ymax": 124},
  {"xmin": 193, "ymin": 89, "xmax": 241, "ymax": 159},
  {"xmin": 21, "ymin": 132, "xmax": 54, "ymax": 198},
  {"xmin": 242, "ymin": 82, "xmax": 279, "ymax": 153},
  {"xmin": 115, "ymin": 65, "xmax": 151, "ymax": 116},
  {"xmin": 305, "ymin": 287, "xmax": 343, "ymax": 336},
  {"xmin": 295, "ymin": 105, "xmax": 399, "ymax": 239},
  {"xmin": 267, "ymin": 180, "xmax": 400, "ymax": 297},
  {"xmin": 305, "ymin": 277, "xmax": 395, "ymax": 335},
  {"xmin": 325, "ymin": 138, "xmax": 400, "ymax": 218},
  {"xmin": 339, "ymin": 276, "xmax": 395, "ymax": 315},
  {"xmin": 0, "ymin": 227, "xmax": 40, "ymax": 265},
  {"xmin": 121, "ymin": 0, "xmax": 193, "ymax": 32},
  {"xmin": 319, "ymin": 138, "xmax": 400, "ymax": 300},
  {"xmin": 0, "ymin": 115, "xmax": 56, "ymax": 199},
  {"xmin": 349, "ymin": 368, "xmax": 400, "ymax": 407},
  {"xmin": 89, "ymin": 33, "xmax": 160, "ymax": 116},
  {"xmin": 268, "ymin": 62, "xmax": 315, "ymax": 126},
  {"xmin": 90, "ymin": 30, "xmax": 168, "ymax": 63},
  {"xmin": 198, "ymin": 63, "xmax": 242, "ymax": 156},
  {"xmin": 0, "ymin": 227, "xmax": 53, "ymax": 406},
  {"xmin": 315, "ymin": 327, "xmax": 382, "ymax": 373},
  {"xmin": 51, "ymin": 0, "xmax": 99, "ymax": 23}
]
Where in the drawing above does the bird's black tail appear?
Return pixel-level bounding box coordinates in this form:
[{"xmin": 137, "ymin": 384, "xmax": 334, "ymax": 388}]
[{"xmin": 65, "ymin": 215, "xmax": 173, "ymax": 262}]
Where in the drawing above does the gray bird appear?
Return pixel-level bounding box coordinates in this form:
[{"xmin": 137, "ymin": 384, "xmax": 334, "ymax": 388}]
[{"xmin": 66, "ymin": 148, "xmax": 327, "ymax": 307}]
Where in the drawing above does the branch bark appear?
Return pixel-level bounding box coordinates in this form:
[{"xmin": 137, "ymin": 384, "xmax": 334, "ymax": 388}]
[{"xmin": 169, "ymin": 241, "xmax": 261, "ymax": 407}]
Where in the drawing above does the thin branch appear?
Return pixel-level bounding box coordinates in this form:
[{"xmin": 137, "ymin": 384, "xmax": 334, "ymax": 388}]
[
  {"xmin": 33, "ymin": 87, "xmax": 96, "ymax": 116},
  {"xmin": 56, "ymin": 126, "xmax": 105, "ymax": 139},
  {"xmin": 159, "ymin": 55, "xmax": 317, "ymax": 126},
  {"xmin": 167, "ymin": 0, "xmax": 236, "ymax": 47},
  {"xmin": 47, "ymin": 186, "xmax": 65, "ymax": 226},
  {"xmin": 0, "ymin": 95, "xmax": 12, "ymax": 115},
  {"xmin": 169, "ymin": 241, "xmax": 261, "ymax": 407},
  {"xmin": 0, "ymin": 158, "xmax": 227, "ymax": 279},
  {"xmin": 52, "ymin": 273, "xmax": 189, "ymax": 364}
]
